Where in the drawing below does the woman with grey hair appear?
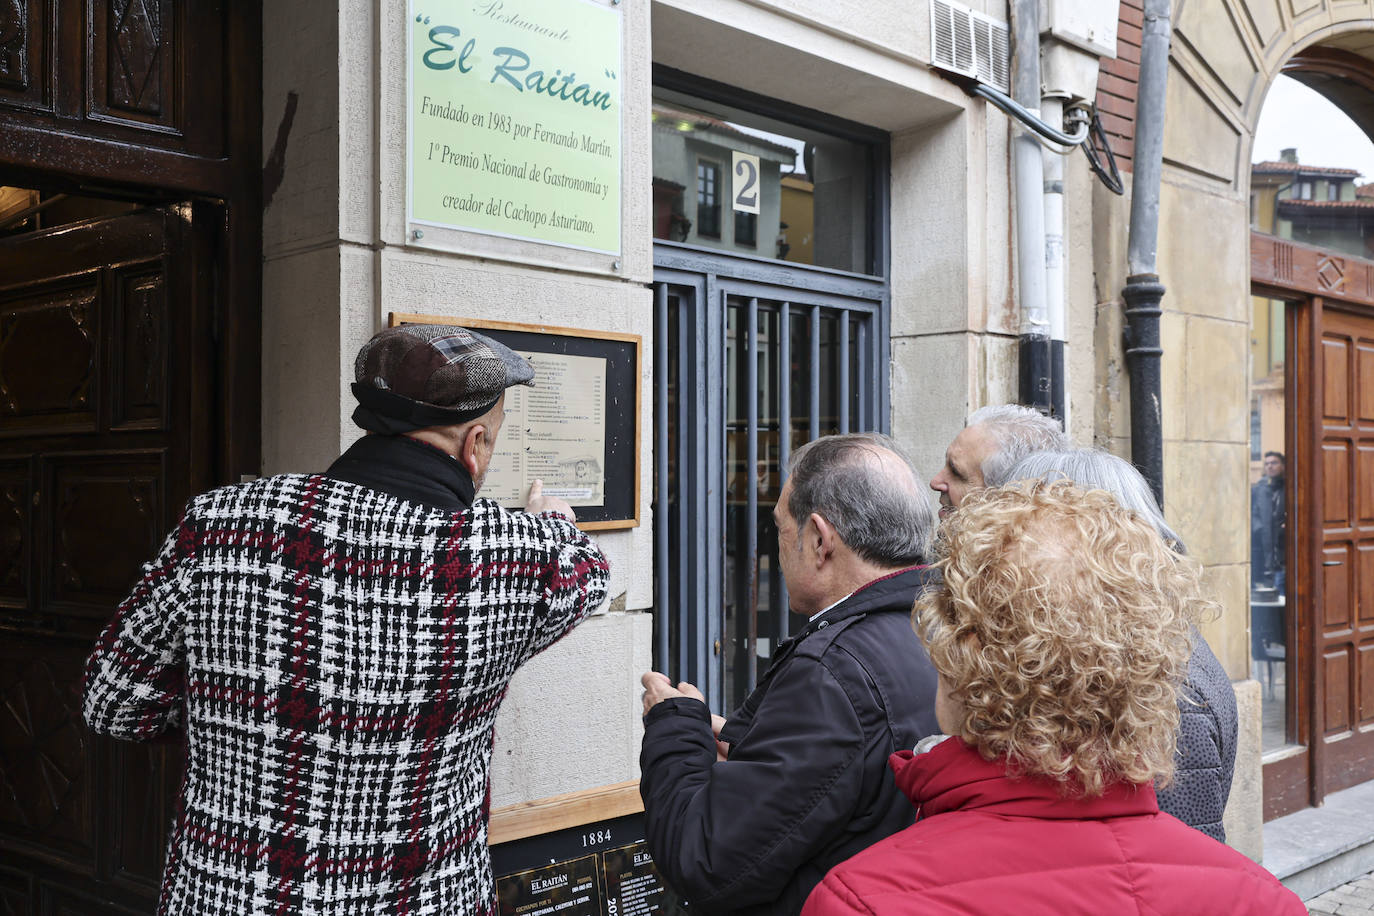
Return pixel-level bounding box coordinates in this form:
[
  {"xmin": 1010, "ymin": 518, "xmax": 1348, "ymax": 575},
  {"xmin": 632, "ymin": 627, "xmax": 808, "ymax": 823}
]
[
  {"xmin": 1009, "ymin": 448, "xmax": 1185, "ymax": 550},
  {"xmin": 1007, "ymin": 447, "xmax": 1239, "ymax": 844}
]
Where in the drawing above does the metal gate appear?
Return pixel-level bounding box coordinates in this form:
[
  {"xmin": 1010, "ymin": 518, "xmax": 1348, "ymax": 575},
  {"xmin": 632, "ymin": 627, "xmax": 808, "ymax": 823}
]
[{"xmin": 652, "ymin": 244, "xmax": 888, "ymax": 712}]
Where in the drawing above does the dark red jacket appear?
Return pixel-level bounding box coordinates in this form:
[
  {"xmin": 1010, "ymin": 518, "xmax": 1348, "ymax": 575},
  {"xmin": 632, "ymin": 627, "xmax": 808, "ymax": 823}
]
[{"xmin": 803, "ymin": 737, "xmax": 1305, "ymax": 916}]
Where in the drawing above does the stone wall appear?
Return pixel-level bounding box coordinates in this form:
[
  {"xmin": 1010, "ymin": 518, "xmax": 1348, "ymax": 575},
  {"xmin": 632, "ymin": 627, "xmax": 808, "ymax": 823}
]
[
  {"xmin": 261, "ymin": 0, "xmax": 655, "ymax": 808},
  {"xmin": 256, "ymin": 0, "xmax": 1369, "ymax": 846}
]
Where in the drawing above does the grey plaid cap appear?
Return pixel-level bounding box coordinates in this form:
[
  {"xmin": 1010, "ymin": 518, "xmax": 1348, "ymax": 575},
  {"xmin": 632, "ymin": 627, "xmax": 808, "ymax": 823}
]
[{"xmin": 354, "ymin": 324, "xmax": 535, "ymax": 412}]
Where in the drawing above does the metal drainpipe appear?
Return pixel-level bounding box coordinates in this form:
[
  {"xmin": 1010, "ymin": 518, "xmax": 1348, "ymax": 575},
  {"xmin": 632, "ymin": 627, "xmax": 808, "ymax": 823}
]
[
  {"xmin": 1042, "ymin": 95, "xmax": 1068, "ymax": 424},
  {"xmin": 1012, "ymin": 0, "xmax": 1052, "ymax": 414},
  {"xmin": 1122, "ymin": 0, "xmax": 1172, "ymax": 507}
]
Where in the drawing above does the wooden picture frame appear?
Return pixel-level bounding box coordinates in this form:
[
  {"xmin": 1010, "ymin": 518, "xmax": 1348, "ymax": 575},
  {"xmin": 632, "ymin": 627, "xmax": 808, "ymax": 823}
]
[{"xmin": 389, "ymin": 313, "xmax": 642, "ymax": 531}]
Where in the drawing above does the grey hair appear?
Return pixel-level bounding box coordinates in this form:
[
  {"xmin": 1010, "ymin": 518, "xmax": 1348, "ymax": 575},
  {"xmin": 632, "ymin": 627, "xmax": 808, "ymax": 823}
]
[
  {"xmin": 786, "ymin": 433, "xmax": 935, "ymax": 566},
  {"xmin": 967, "ymin": 404, "xmax": 1072, "ymax": 486},
  {"xmin": 1008, "ymin": 448, "xmax": 1187, "ymax": 553}
]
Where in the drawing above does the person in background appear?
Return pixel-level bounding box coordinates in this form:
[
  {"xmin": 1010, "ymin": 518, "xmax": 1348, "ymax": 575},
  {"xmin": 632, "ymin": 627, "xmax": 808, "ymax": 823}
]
[
  {"xmin": 84, "ymin": 324, "xmax": 610, "ymax": 915},
  {"xmin": 802, "ymin": 482, "xmax": 1306, "ymax": 916},
  {"xmin": 639, "ymin": 434, "xmax": 941, "ymax": 915},
  {"xmin": 929, "ymin": 404, "xmax": 1070, "ymax": 518},
  {"xmin": 1007, "ymin": 448, "xmax": 1238, "ymax": 842},
  {"xmin": 1251, "ymin": 450, "xmax": 1287, "ymax": 592}
]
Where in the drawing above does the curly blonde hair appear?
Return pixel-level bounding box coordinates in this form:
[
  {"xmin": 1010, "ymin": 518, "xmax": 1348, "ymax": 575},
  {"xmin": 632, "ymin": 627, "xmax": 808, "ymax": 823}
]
[{"xmin": 916, "ymin": 479, "xmax": 1211, "ymax": 795}]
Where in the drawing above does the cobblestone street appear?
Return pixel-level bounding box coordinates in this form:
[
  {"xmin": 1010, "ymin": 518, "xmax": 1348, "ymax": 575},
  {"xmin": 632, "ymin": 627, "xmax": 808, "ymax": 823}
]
[{"xmin": 1307, "ymin": 871, "xmax": 1374, "ymax": 914}]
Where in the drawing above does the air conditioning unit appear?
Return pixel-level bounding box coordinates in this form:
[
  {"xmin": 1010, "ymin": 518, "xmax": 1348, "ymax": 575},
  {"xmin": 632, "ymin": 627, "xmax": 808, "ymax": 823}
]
[{"xmin": 930, "ymin": 0, "xmax": 1011, "ymax": 93}]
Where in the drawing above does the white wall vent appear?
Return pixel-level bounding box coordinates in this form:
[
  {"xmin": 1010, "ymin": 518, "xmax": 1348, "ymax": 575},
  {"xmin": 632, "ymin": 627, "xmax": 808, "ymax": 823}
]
[{"xmin": 931, "ymin": 0, "xmax": 1011, "ymax": 93}]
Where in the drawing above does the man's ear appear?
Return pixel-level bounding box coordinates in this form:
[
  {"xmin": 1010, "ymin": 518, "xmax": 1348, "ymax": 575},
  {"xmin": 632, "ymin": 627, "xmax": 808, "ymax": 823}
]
[
  {"xmin": 458, "ymin": 422, "xmax": 486, "ymax": 477},
  {"xmin": 809, "ymin": 513, "xmax": 838, "ymax": 567}
]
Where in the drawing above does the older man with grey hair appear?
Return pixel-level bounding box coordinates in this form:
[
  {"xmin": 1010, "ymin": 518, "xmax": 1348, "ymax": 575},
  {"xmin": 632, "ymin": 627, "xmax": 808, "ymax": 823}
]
[
  {"xmin": 929, "ymin": 403, "xmax": 1070, "ymax": 517},
  {"xmin": 84, "ymin": 324, "xmax": 610, "ymax": 915},
  {"xmin": 638, "ymin": 433, "xmax": 941, "ymax": 915}
]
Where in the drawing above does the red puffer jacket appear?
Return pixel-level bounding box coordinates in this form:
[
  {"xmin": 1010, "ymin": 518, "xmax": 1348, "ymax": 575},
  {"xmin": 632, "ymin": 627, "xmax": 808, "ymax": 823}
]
[{"xmin": 802, "ymin": 737, "xmax": 1305, "ymax": 916}]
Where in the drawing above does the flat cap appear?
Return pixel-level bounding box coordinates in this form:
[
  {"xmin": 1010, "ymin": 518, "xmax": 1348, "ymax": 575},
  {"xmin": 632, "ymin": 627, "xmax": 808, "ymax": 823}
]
[{"xmin": 350, "ymin": 324, "xmax": 534, "ymax": 434}]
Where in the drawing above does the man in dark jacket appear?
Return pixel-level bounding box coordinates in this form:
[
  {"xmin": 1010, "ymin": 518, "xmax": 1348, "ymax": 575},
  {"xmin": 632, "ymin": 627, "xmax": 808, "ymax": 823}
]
[{"xmin": 639, "ymin": 433, "xmax": 940, "ymax": 914}]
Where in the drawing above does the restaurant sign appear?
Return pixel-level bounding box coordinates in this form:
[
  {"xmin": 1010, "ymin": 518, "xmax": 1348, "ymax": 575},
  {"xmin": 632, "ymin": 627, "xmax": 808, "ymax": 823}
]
[{"xmin": 407, "ymin": 0, "xmax": 622, "ymax": 254}]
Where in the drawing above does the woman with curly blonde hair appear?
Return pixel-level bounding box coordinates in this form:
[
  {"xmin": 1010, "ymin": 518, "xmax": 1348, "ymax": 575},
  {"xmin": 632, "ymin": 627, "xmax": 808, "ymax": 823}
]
[{"xmin": 804, "ymin": 481, "xmax": 1303, "ymax": 916}]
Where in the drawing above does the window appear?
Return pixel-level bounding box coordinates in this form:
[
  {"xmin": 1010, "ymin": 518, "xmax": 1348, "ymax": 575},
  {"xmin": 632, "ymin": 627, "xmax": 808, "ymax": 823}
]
[
  {"xmin": 651, "ymin": 70, "xmax": 889, "ymax": 711},
  {"xmin": 1329, "ymin": 181, "xmax": 1340, "ymax": 201},
  {"xmin": 1297, "ymin": 180, "xmax": 1314, "ymax": 200},
  {"xmin": 651, "ymin": 78, "xmax": 877, "ymax": 272},
  {"xmin": 697, "ymin": 160, "xmax": 721, "ymax": 239},
  {"xmin": 734, "ymin": 210, "xmax": 757, "ymax": 247},
  {"xmin": 1249, "ymin": 296, "xmax": 1290, "ymax": 754}
]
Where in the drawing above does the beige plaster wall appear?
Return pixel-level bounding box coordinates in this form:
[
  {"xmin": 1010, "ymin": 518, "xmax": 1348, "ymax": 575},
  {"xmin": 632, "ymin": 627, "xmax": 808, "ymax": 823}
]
[{"xmin": 261, "ymin": 0, "xmax": 655, "ymax": 808}]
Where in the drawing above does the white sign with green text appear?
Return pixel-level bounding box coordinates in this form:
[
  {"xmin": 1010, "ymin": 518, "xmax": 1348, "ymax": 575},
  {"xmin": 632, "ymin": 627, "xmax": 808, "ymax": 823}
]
[{"xmin": 407, "ymin": 0, "xmax": 622, "ymax": 254}]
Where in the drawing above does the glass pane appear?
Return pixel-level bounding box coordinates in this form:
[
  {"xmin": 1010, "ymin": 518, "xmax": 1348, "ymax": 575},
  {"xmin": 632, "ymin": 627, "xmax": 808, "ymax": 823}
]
[
  {"xmin": 1249, "ymin": 296, "xmax": 1290, "ymax": 753},
  {"xmin": 757, "ymin": 306, "xmax": 783, "ymax": 665},
  {"xmin": 819, "ymin": 313, "xmax": 840, "ymax": 434},
  {"xmin": 724, "ymin": 300, "xmax": 748, "ymax": 703},
  {"xmin": 651, "ymin": 90, "xmax": 874, "ymax": 274},
  {"xmin": 661, "ymin": 291, "xmax": 684, "ymax": 676}
]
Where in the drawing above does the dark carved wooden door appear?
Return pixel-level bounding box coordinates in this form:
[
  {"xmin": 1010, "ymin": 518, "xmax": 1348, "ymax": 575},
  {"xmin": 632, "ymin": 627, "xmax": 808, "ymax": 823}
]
[
  {"xmin": 1316, "ymin": 306, "xmax": 1374, "ymax": 797},
  {"xmin": 0, "ymin": 207, "xmax": 214, "ymax": 915}
]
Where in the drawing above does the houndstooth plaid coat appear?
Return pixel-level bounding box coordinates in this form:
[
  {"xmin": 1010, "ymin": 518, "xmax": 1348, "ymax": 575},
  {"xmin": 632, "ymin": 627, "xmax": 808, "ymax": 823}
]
[{"xmin": 83, "ymin": 473, "xmax": 610, "ymax": 916}]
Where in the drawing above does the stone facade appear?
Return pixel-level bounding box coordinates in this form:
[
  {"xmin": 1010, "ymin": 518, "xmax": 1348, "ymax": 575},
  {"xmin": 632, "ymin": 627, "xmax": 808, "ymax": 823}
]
[{"xmin": 257, "ymin": 0, "xmax": 1374, "ymax": 861}]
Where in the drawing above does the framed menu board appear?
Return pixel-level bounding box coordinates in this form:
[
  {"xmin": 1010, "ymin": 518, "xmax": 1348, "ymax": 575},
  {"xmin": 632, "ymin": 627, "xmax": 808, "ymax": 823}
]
[
  {"xmin": 390, "ymin": 313, "xmax": 641, "ymax": 530},
  {"xmin": 489, "ymin": 781, "xmax": 688, "ymax": 915}
]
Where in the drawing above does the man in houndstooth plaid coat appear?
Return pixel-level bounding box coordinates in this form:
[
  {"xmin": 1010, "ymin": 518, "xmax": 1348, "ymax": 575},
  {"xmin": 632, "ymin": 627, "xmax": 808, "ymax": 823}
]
[{"xmin": 83, "ymin": 325, "xmax": 611, "ymax": 915}]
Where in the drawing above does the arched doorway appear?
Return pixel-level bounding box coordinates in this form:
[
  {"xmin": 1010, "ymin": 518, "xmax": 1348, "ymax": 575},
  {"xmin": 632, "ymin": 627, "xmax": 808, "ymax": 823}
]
[{"xmin": 1248, "ymin": 41, "xmax": 1374, "ymax": 820}]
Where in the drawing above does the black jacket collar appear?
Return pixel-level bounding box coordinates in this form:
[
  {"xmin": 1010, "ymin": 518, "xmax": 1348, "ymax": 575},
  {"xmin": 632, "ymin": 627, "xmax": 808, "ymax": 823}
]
[
  {"xmin": 774, "ymin": 566, "xmax": 938, "ymax": 662},
  {"xmin": 806, "ymin": 565, "xmax": 936, "ymax": 632},
  {"xmin": 324, "ymin": 434, "xmax": 475, "ymax": 511}
]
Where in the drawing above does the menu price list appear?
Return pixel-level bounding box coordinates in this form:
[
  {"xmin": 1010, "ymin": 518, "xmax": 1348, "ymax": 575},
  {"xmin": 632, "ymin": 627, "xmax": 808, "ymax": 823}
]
[{"xmin": 496, "ymin": 839, "xmax": 686, "ymax": 916}]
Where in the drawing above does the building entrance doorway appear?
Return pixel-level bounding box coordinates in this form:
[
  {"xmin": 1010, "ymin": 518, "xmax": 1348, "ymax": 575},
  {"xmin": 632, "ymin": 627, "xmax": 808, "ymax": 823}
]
[
  {"xmin": 0, "ymin": 203, "xmax": 218, "ymax": 914},
  {"xmin": 1252, "ymin": 232, "xmax": 1374, "ymax": 818},
  {"xmin": 0, "ymin": 7, "xmax": 260, "ymax": 911}
]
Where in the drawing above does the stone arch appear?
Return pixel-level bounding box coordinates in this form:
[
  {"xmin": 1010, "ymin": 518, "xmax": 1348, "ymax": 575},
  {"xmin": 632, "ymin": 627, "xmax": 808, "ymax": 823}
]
[{"xmin": 1166, "ymin": 0, "xmax": 1374, "ymax": 197}]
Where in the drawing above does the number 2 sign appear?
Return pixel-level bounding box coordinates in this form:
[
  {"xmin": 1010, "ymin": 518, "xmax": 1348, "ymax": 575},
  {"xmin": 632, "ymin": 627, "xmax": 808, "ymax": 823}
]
[{"xmin": 732, "ymin": 151, "xmax": 761, "ymax": 215}]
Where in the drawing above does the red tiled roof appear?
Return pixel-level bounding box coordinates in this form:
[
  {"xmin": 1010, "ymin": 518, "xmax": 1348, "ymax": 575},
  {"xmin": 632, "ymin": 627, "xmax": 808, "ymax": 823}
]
[
  {"xmin": 1276, "ymin": 198, "xmax": 1374, "ymax": 211},
  {"xmin": 1253, "ymin": 160, "xmax": 1362, "ymax": 176},
  {"xmin": 1357, "ymin": 183, "xmax": 1374, "ymax": 199}
]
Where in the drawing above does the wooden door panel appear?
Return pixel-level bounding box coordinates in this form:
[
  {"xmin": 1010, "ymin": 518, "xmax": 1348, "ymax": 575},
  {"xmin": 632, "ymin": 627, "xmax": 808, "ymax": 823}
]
[
  {"xmin": 1360, "ymin": 343, "xmax": 1374, "ymax": 422},
  {"xmin": 106, "ymin": 740, "xmax": 182, "ymax": 893},
  {"xmin": 1319, "ymin": 307, "xmax": 1374, "ymax": 798},
  {"xmin": 111, "ymin": 267, "xmax": 169, "ymax": 432},
  {"xmin": 1324, "ymin": 544, "xmax": 1353, "ymax": 628},
  {"xmin": 0, "ymin": 208, "xmax": 209, "ymax": 915},
  {"xmin": 1361, "ymin": 643, "xmax": 1374, "ymax": 724},
  {"xmin": 0, "ymin": 643, "xmax": 93, "ymax": 870},
  {"xmin": 46, "ymin": 451, "xmax": 164, "ymax": 615},
  {"xmin": 1325, "ymin": 649, "xmax": 1352, "ymax": 734},
  {"xmin": 1324, "ymin": 336, "xmax": 1350, "ymax": 418},
  {"xmin": 1361, "ymin": 447, "xmax": 1374, "ymax": 523},
  {"xmin": 0, "ymin": 0, "xmax": 228, "ymax": 157},
  {"xmin": 1323, "ymin": 441, "xmax": 1351, "ymax": 524},
  {"xmin": 1362, "ymin": 544, "xmax": 1374, "ymax": 626},
  {"xmin": 0, "ymin": 459, "xmax": 31, "ymax": 612},
  {"xmin": 46, "ymin": 882, "xmax": 148, "ymax": 916},
  {"xmin": 0, "ymin": 867, "xmax": 32, "ymax": 915},
  {"xmin": 0, "ymin": 0, "xmax": 50, "ymax": 112},
  {"xmin": 0, "ymin": 277, "xmax": 100, "ymax": 434},
  {"xmin": 88, "ymin": 0, "xmax": 177, "ymax": 130}
]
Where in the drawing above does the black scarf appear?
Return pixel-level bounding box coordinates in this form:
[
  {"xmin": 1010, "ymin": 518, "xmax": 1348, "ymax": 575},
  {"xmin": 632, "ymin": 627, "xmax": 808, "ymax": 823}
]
[{"xmin": 324, "ymin": 434, "xmax": 475, "ymax": 511}]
